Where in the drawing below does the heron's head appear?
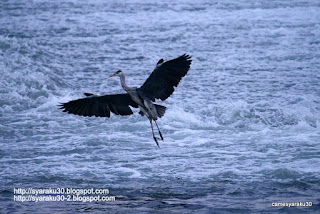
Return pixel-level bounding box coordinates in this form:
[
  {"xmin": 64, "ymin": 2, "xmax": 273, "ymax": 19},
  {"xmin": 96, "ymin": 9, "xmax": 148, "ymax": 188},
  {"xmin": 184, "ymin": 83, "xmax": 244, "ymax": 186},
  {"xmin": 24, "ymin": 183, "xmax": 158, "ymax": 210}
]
[{"xmin": 109, "ymin": 70, "xmax": 123, "ymax": 77}]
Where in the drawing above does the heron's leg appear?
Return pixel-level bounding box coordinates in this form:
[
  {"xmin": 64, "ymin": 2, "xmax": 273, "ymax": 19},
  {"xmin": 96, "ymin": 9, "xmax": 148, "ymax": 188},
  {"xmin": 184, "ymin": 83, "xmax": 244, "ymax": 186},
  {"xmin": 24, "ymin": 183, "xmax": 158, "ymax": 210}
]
[
  {"xmin": 149, "ymin": 119, "xmax": 160, "ymax": 147},
  {"xmin": 154, "ymin": 120, "xmax": 164, "ymax": 141}
]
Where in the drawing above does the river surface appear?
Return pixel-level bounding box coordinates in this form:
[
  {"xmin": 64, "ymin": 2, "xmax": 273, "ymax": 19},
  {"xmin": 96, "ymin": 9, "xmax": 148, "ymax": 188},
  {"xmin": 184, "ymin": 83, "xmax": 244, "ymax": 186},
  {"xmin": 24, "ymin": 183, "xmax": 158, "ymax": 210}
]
[{"xmin": 1, "ymin": 0, "xmax": 320, "ymax": 213}]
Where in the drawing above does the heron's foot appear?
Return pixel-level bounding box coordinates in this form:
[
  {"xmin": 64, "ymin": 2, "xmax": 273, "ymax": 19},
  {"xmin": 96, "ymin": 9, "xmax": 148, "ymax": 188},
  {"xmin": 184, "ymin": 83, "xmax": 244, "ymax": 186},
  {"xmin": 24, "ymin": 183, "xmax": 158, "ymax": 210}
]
[
  {"xmin": 153, "ymin": 136, "xmax": 160, "ymax": 148},
  {"xmin": 158, "ymin": 130, "xmax": 164, "ymax": 141}
]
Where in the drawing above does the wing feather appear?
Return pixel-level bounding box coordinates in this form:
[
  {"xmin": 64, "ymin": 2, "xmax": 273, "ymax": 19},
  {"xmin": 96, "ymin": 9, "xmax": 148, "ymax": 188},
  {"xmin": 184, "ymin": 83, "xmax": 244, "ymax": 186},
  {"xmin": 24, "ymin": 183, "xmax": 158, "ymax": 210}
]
[
  {"xmin": 138, "ymin": 54, "xmax": 191, "ymax": 101},
  {"xmin": 59, "ymin": 93, "xmax": 138, "ymax": 117}
]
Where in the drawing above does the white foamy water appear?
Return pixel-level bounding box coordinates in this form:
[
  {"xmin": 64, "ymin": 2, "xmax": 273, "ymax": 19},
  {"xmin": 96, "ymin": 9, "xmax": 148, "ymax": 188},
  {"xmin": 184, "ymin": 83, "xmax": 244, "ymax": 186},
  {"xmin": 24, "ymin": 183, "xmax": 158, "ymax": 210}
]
[{"xmin": 1, "ymin": 0, "xmax": 320, "ymax": 213}]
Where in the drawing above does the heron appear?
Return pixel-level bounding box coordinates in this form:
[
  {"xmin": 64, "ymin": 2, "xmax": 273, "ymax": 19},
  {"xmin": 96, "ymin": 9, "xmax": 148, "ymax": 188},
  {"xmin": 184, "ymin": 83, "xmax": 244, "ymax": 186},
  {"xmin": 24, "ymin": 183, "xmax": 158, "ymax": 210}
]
[{"xmin": 59, "ymin": 54, "xmax": 192, "ymax": 147}]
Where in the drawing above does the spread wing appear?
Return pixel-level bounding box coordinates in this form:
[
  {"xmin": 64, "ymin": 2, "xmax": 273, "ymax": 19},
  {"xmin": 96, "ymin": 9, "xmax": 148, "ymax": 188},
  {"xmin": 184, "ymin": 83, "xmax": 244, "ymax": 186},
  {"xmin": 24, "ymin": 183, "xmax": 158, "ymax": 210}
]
[
  {"xmin": 59, "ymin": 93, "xmax": 138, "ymax": 117},
  {"xmin": 138, "ymin": 54, "xmax": 192, "ymax": 101}
]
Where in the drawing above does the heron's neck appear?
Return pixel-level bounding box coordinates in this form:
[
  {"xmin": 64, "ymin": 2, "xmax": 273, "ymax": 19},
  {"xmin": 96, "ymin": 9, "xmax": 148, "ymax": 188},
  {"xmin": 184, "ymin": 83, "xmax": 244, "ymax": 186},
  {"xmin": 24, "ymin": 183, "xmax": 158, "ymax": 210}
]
[{"xmin": 119, "ymin": 73, "xmax": 131, "ymax": 91}]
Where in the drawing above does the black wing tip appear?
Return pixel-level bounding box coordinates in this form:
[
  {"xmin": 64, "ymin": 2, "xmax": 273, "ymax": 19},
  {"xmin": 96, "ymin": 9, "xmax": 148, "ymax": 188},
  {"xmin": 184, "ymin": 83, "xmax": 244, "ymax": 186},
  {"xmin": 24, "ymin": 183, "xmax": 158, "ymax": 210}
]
[
  {"xmin": 58, "ymin": 102, "xmax": 66, "ymax": 109},
  {"xmin": 84, "ymin": 93, "xmax": 94, "ymax": 97},
  {"xmin": 180, "ymin": 54, "xmax": 192, "ymax": 65},
  {"xmin": 157, "ymin": 58, "xmax": 164, "ymax": 65},
  {"xmin": 181, "ymin": 53, "xmax": 192, "ymax": 59},
  {"xmin": 160, "ymin": 54, "xmax": 191, "ymax": 63}
]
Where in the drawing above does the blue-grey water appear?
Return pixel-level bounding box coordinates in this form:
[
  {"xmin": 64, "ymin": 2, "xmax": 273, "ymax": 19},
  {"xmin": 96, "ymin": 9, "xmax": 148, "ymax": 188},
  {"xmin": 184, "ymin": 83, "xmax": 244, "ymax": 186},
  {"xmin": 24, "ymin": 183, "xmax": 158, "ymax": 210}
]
[{"xmin": 1, "ymin": 0, "xmax": 320, "ymax": 213}]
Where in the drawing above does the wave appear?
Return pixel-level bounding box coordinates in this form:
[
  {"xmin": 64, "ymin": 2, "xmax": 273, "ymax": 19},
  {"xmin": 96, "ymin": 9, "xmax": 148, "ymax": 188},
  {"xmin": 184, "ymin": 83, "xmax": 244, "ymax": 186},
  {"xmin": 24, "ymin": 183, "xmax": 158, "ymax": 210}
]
[{"xmin": 164, "ymin": 100, "xmax": 319, "ymax": 131}]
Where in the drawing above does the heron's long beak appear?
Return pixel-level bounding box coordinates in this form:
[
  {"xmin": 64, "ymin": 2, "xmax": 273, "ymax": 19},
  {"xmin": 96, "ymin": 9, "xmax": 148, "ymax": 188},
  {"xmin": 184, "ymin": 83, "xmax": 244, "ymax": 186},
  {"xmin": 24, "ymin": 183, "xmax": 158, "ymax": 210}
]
[{"xmin": 109, "ymin": 74, "xmax": 116, "ymax": 77}]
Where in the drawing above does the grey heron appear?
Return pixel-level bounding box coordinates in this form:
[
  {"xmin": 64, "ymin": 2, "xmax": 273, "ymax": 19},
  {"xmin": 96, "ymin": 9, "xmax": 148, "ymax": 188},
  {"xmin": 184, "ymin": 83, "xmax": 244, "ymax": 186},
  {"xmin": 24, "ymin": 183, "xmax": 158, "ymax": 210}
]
[{"xmin": 59, "ymin": 54, "xmax": 192, "ymax": 147}]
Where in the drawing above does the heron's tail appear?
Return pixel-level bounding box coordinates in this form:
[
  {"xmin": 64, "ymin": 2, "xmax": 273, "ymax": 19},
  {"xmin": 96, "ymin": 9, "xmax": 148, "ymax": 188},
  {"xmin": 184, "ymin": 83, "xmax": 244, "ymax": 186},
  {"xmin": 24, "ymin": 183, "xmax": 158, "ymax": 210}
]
[{"xmin": 154, "ymin": 104, "xmax": 166, "ymax": 118}]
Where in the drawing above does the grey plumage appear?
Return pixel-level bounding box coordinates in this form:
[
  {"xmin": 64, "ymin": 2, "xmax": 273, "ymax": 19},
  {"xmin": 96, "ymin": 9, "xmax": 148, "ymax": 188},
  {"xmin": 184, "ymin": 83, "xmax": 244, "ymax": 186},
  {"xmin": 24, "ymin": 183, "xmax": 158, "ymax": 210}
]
[{"xmin": 59, "ymin": 54, "xmax": 192, "ymax": 147}]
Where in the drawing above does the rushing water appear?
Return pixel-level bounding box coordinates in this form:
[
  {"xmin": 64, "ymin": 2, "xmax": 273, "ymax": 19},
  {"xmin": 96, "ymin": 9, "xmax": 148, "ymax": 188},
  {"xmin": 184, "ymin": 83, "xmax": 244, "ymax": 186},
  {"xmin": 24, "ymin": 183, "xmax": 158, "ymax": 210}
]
[{"xmin": 1, "ymin": 0, "xmax": 320, "ymax": 213}]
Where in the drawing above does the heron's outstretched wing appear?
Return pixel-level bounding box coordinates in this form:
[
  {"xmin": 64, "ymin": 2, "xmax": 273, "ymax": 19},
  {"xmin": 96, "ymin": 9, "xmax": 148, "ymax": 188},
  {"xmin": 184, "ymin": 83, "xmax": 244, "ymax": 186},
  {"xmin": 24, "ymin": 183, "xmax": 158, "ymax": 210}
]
[
  {"xmin": 59, "ymin": 93, "xmax": 138, "ymax": 117},
  {"xmin": 138, "ymin": 54, "xmax": 192, "ymax": 101}
]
